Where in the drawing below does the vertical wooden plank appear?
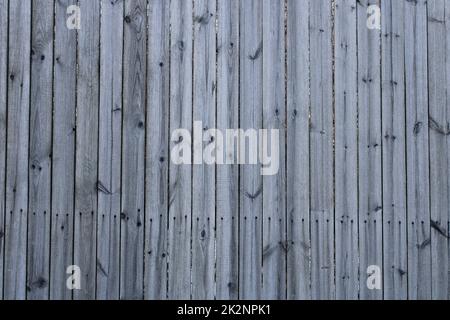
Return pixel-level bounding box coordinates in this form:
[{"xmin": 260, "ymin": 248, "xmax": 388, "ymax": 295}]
[
  {"xmin": 51, "ymin": 0, "xmax": 76, "ymax": 300},
  {"xmin": 405, "ymin": 0, "xmax": 431, "ymax": 300},
  {"xmin": 287, "ymin": 0, "xmax": 311, "ymax": 300},
  {"xmin": 121, "ymin": 0, "xmax": 147, "ymax": 300},
  {"xmin": 381, "ymin": 0, "xmax": 407, "ymax": 300},
  {"xmin": 428, "ymin": 0, "xmax": 449, "ymax": 300},
  {"xmin": 335, "ymin": 0, "xmax": 358, "ymax": 300},
  {"xmin": 192, "ymin": 0, "xmax": 216, "ymax": 300},
  {"xmin": 239, "ymin": 0, "xmax": 263, "ymax": 300},
  {"xmin": 4, "ymin": 0, "xmax": 31, "ymax": 300},
  {"xmin": 357, "ymin": 0, "xmax": 383, "ymax": 300},
  {"xmin": 446, "ymin": 2, "xmax": 450, "ymax": 301},
  {"xmin": 0, "ymin": 0, "xmax": 7, "ymax": 301},
  {"xmin": 261, "ymin": 0, "xmax": 286, "ymax": 300},
  {"xmin": 74, "ymin": 0, "xmax": 100, "ymax": 300},
  {"xmin": 145, "ymin": 0, "xmax": 170, "ymax": 300},
  {"xmin": 168, "ymin": 0, "xmax": 193, "ymax": 300},
  {"xmin": 216, "ymin": 0, "xmax": 239, "ymax": 300},
  {"xmin": 27, "ymin": 0, "xmax": 54, "ymax": 300},
  {"xmin": 309, "ymin": 0, "xmax": 334, "ymax": 300},
  {"xmin": 97, "ymin": 0, "xmax": 123, "ymax": 300},
  {"xmin": 0, "ymin": 0, "xmax": 8, "ymax": 301}
]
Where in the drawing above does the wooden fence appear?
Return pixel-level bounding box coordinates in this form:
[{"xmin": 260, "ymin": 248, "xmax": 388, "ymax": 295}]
[{"xmin": 0, "ymin": 0, "xmax": 447, "ymax": 300}]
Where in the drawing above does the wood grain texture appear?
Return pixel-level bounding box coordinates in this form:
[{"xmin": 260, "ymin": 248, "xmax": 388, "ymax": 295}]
[
  {"xmin": 262, "ymin": 0, "xmax": 286, "ymax": 300},
  {"xmin": 97, "ymin": 0, "xmax": 123, "ymax": 300},
  {"xmin": 335, "ymin": 0, "xmax": 358, "ymax": 300},
  {"xmin": 428, "ymin": 0, "xmax": 449, "ymax": 300},
  {"xmin": 381, "ymin": 0, "xmax": 407, "ymax": 300},
  {"xmin": 405, "ymin": 0, "xmax": 431, "ymax": 300},
  {"xmin": 216, "ymin": 0, "xmax": 239, "ymax": 301},
  {"xmin": 74, "ymin": 0, "xmax": 100, "ymax": 300},
  {"xmin": 239, "ymin": 0, "xmax": 263, "ymax": 300},
  {"xmin": 0, "ymin": 0, "xmax": 8, "ymax": 301},
  {"xmin": 309, "ymin": 0, "xmax": 334, "ymax": 300},
  {"xmin": 27, "ymin": 0, "xmax": 54, "ymax": 300},
  {"xmin": 381, "ymin": 1, "xmax": 408, "ymax": 300},
  {"xmin": 357, "ymin": 0, "xmax": 383, "ymax": 300},
  {"xmin": 287, "ymin": 0, "xmax": 311, "ymax": 300},
  {"xmin": 145, "ymin": 0, "xmax": 170, "ymax": 300},
  {"xmin": 120, "ymin": 0, "xmax": 147, "ymax": 300},
  {"xmin": 51, "ymin": 0, "xmax": 77, "ymax": 300},
  {"xmin": 168, "ymin": 0, "xmax": 193, "ymax": 300},
  {"xmin": 286, "ymin": 0, "xmax": 311, "ymax": 299},
  {"xmin": 0, "ymin": 0, "xmax": 447, "ymax": 301},
  {"xmin": 192, "ymin": 0, "xmax": 216, "ymax": 300},
  {"xmin": 4, "ymin": 0, "xmax": 31, "ymax": 300}
]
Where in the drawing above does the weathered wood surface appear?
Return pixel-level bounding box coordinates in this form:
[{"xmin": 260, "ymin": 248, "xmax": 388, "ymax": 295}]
[
  {"xmin": 0, "ymin": 0, "xmax": 448, "ymax": 300},
  {"xmin": 335, "ymin": 0, "xmax": 358, "ymax": 300},
  {"xmin": 287, "ymin": 0, "xmax": 311, "ymax": 301},
  {"xmin": 0, "ymin": 0, "xmax": 7, "ymax": 301},
  {"xmin": 239, "ymin": 0, "xmax": 263, "ymax": 300},
  {"xmin": 262, "ymin": 0, "xmax": 286, "ymax": 300},
  {"xmin": 4, "ymin": 0, "xmax": 31, "ymax": 300},
  {"xmin": 405, "ymin": 0, "xmax": 431, "ymax": 300},
  {"xmin": 168, "ymin": 0, "xmax": 193, "ymax": 300},
  {"xmin": 381, "ymin": 0, "xmax": 407, "ymax": 300},
  {"xmin": 74, "ymin": 0, "xmax": 100, "ymax": 300},
  {"xmin": 28, "ymin": 0, "xmax": 54, "ymax": 300},
  {"xmin": 120, "ymin": 0, "xmax": 146, "ymax": 300},
  {"xmin": 428, "ymin": 0, "xmax": 449, "ymax": 300},
  {"xmin": 97, "ymin": 0, "xmax": 123, "ymax": 300},
  {"xmin": 309, "ymin": 0, "xmax": 334, "ymax": 300},
  {"xmin": 145, "ymin": 0, "xmax": 170, "ymax": 300},
  {"xmin": 51, "ymin": 0, "xmax": 77, "ymax": 300},
  {"xmin": 192, "ymin": 0, "xmax": 216, "ymax": 300},
  {"xmin": 357, "ymin": 0, "xmax": 383, "ymax": 300},
  {"xmin": 216, "ymin": 0, "xmax": 239, "ymax": 300}
]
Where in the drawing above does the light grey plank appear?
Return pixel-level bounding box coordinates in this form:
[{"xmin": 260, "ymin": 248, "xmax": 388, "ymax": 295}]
[
  {"xmin": 4, "ymin": 0, "xmax": 31, "ymax": 300},
  {"xmin": 309, "ymin": 0, "xmax": 334, "ymax": 300},
  {"xmin": 216, "ymin": 0, "xmax": 239, "ymax": 300},
  {"xmin": 0, "ymin": 0, "xmax": 444, "ymax": 301},
  {"xmin": 335, "ymin": 0, "xmax": 358, "ymax": 300},
  {"xmin": 51, "ymin": 0, "xmax": 77, "ymax": 300},
  {"xmin": 262, "ymin": 0, "xmax": 286, "ymax": 300},
  {"xmin": 239, "ymin": 0, "xmax": 263, "ymax": 300},
  {"xmin": 191, "ymin": 0, "xmax": 216, "ymax": 300},
  {"xmin": 27, "ymin": 0, "xmax": 54, "ymax": 300},
  {"xmin": 287, "ymin": 0, "xmax": 311, "ymax": 300},
  {"xmin": 97, "ymin": 0, "xmax": 123, "ymax": 300},
  {"xmin": 145, "ymin": 0, "xmax": 170, "ymax": 300},
  {"xmin": 74, "ymin": 0, "xmax": 100, "ymax": 300},
  {"xmin": 357, "ymin": 0, "xmax": 383, "ymax": 300},
  {"xmin": 446, "ymin": 2, "xmax": 450, "ymax": 301},
  {"xmin": 120, "ymin": 0, "xmax": 147, "ymax": 300},
  {"xmin": 405, "ymin": 0, "xmax": 431, "ymax": 300},
  {"xmin": 0, "ymin": 0, "xmax": 8, "ymax": 301},
  {"xmin": 168, "ymin": 0, "xmax": 193, "ymax": 300},
  {"xmin": 428, "ymin": 0, "xmax": 449, "ymax": 300},
  {"xmin": 381, "ymin": 0, "xmax": 407, "ymax": 300}
]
